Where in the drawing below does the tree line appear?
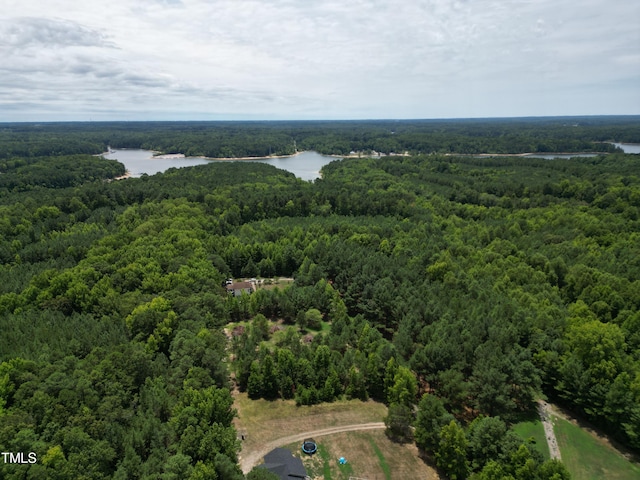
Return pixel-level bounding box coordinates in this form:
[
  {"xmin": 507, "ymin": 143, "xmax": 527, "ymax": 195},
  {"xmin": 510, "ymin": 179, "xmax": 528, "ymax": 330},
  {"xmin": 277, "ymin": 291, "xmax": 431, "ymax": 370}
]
[{"xmin": 2, "ymin": 117, "xmax": 638, "ymax": 159}]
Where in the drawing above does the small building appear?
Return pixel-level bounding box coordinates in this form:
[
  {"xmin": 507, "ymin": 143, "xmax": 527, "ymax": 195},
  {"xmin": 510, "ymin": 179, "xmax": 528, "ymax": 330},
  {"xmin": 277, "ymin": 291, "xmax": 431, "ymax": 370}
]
[
  {"xmin": 259, "ymin": 448, "xmax": 309, "ymax": 480},
  {"xmin": 226, "ymin": 281, "xmax": 253, "ymax": 297}
]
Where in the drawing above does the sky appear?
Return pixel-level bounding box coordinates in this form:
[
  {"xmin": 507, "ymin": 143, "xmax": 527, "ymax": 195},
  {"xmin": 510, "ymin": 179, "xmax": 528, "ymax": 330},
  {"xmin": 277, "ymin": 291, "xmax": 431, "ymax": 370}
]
[{"xmin": 1, "ymin": 0, "xmax": 638, "ymax": 121}]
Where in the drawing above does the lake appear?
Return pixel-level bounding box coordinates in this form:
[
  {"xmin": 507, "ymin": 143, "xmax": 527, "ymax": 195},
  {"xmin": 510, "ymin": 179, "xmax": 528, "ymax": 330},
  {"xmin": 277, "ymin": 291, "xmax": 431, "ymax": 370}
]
[
  {"xmin": 496, "ymin": 142, "xmax": 640, "ymax": 159},
  {"xmin": 524, "ymin": 153, "xmax": 600, "ymax": 160},
  {"xmin": 102, "ymin": 149, "xmax": 339, "ymax": 181},
  {"xmin": 613, "ymin": 143, "xmax": 640, "ymax": 154},
  {"xmin": 247, "ymin": 151, "xmax": 338, "ymax": 181},
  {"xmin": 104, "ymin": 144, "xmax": 639, "ymax": 180},
  {"xmin": 102, "ymin": 149, "xmax": 210, "ymax": 177}
]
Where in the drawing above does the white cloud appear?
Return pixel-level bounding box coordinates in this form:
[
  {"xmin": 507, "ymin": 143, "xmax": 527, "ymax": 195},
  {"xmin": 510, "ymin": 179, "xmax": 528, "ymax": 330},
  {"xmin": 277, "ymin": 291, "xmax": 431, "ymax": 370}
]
[
  {"xmin": 0, "ymin": 17, "xmax": 115, "ymax": 48},
  {"xmin": 0, "ymin": 0, "xmax": 638, "ymax": 120}
]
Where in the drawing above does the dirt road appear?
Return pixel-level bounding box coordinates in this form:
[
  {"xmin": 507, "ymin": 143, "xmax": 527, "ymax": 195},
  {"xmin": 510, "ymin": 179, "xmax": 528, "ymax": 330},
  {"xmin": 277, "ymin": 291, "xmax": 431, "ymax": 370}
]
[
  {"xmin": 239, "ymin": 422, "xmax": 386, "ymax": 473},
  {"xmin": 538, "ymin": 400, "xmax": 561, "ymax": 460}
]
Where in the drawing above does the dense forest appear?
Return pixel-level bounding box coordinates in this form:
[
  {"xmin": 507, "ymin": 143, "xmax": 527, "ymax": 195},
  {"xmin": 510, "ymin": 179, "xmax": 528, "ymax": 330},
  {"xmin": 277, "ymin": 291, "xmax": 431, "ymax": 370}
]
[
  {"xmin": 1, "ymin": 119, "xmax": 639, "ymax": 479},
  {"xmin": 1, "ymin": 116, "xmax": 639, "ymax": 159}
]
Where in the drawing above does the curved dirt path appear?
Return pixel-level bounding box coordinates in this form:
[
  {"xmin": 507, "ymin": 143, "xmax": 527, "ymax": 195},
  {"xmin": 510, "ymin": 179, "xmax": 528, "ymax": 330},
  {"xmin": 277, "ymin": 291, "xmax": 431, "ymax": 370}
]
[{"xmin": 239, "ymin": 422, "xmax": 386, "ymax": 473}]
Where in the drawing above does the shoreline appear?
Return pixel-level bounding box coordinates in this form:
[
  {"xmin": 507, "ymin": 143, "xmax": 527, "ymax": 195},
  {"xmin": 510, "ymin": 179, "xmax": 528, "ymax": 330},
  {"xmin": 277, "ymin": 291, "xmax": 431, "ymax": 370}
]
[
  {"xmin": 148, "ymin": 151, "xmax": 306, "ymax": 161},
  {"xmin": 202, "ymin": 151, "xmax": 306, "ymax": 161},
  {"xmin": 444, "ymin": 150, "xmax": 611, "ymax": 158},
  {"xmin": 100, "ymin": 148, "xmax": 306, "ymax": 162},
  {"xmin": 111, "ymin": 170, "xmax": 131, "ymax": 181},
  {"xmin": 156, "ymin": 151, "xmax": 346, "ymax": 162},
  {"xmin": 133, "ymin": 150, "xmax": 608, "ymax": 160},
  {"xmin": 101, "ymin": 148, "xmax": 613, "ymax": 164}
]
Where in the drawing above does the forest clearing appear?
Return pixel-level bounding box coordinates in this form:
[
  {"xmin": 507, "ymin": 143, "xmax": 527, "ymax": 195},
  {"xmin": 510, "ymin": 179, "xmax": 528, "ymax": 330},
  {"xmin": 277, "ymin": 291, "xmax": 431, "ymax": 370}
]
[
  {"xmin": 548, "ymin": 404, "xmax": 640, "ymax": 480},
  {"xmin": 232, "ymin": 391, "xmax": 438, "ymax": 478},
  {"xmin": 286, "ymin": 430, "xmax": 439, "ymax": 480}
]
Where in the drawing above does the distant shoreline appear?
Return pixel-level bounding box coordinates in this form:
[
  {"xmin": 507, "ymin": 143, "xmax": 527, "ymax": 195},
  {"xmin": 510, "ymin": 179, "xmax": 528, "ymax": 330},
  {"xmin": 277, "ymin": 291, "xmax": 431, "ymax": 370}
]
[
  {"xmin": 120, "ymin": 150, "xmax": 307, "ymax": 161},
  {"xmin": 101, "ymin": 145, "xmax": 627, "ymax": 166},
  {"xmin": 464, "ymin": 151, "xmax": 608, "ymax": 158},
  {"xmin": 112, "ymin": 170, "xmax": 131, "ymax": 181},
  {"xmin": 154, "ymin": 150, "xmax": 347, "ymax": 161},
  {"xmin": 101, "ymin": 148, "xmax": 308, "ymax": 162},
  {"xmin": 101, "ymin": 149, "xmax": 335, "ymax": 180},
  {"xmin": 202, "ymin": 151, "xmax": 303, "ymax": 161}
]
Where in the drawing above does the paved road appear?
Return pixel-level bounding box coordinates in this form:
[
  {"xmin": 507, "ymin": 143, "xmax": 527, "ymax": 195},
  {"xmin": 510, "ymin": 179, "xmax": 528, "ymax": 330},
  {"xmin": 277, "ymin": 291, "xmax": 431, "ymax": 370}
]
[
  {"xmin": 538, "ymin": 400, "xmax": 561, "ymax": 460},
  {"xmin": 239, "ymin": 422, "xmax": 386, "ymax": 473}
]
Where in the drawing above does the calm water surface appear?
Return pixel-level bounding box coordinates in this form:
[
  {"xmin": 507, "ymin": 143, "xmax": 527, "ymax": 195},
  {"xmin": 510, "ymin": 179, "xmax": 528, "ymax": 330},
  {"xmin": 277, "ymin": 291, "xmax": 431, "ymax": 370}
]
[
  {"xmin": 525, "ymin": 153, "xmax": 600, "ymax": 159},
  {"xmin": 511, "ymin": 142, "xmax": 640, "ymax": 159},
  {"xmin": 103, "ymin": 149, "xmax": 338, "ymax": 181},
  {"xmin": 104, "ymin": 144, "xmax": 637, "ymax": 180},
  {"xmin": 238, "ymin": 151, "xmax": 338, "ymax": 181},
  {"xmin": 103, "ymin": 149, "xmax": 210, "ymax": 177},
  {"xmin": 613, "ymin": 143, "xmax": 640, "ymax": 154}
]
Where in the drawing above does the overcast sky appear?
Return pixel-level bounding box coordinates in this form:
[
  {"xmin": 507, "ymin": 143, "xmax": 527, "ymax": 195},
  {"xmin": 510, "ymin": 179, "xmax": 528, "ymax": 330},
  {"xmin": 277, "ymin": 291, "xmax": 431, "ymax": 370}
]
[{"xmin": 1, "ymin": 0, "xmax": 638, "ymax": 121}]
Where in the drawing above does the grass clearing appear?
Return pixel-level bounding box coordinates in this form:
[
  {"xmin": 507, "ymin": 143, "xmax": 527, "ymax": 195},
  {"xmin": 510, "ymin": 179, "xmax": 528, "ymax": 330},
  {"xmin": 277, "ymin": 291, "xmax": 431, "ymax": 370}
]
[
  {"xmin": 234, "ymin": 391, "xmax": 388, "ymax": 466},
  {"xmin": 234, "ymin": 391, "xmax": 439, "ymax": 479},
  {"xmin": 258, "ymin": 277, "xmax": 294, "ymax": 291},
  {"xmin": 287, "ymin": 430, "xmax": 438, "ymax": 480},
  {"xmin": 370, "ymin": 438, "xmax": 392, "ymax": 480},
  {"xmin": 512, "ymin": 418, "xmax": 550, "ymax": 460},
  {"xmin": 318, "ymin": 443, "xmax": 333, "ymax": 480},
  {"xmin": 319, "ymin": 320, "xmax": 332, "ymax": 334},
  {"xmin": 234, "ymin": 391, "xmax": 388, "ymax": 443},
  {"xmin": 553, "ymin": 415, "xmax": 640, "ymax": 480}
]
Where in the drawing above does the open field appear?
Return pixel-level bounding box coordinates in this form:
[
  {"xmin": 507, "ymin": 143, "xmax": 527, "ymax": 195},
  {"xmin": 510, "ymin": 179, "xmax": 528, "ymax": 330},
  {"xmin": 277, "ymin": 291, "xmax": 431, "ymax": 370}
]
[
  {"xmin": 553, "ymin": 416, "xmax": 640, "ymax": 480},
  {"xmin": 233, "ymin": 391, "xmax": 388, "ymax": 441},
  {"xmin": 286, "ymin": 430, "xmax": 439, "ymax": 480},
  {"xmin": 233, "ymin": 391, "xmax": 439, "ymax": 478},
  {"xmin": 257, "ymin": 277, "xmax": 295, "ymax": 291}
]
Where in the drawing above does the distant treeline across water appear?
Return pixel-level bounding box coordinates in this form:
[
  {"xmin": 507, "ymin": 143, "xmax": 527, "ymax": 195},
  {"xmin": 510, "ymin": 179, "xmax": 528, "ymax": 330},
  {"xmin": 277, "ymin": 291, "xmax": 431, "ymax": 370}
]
[{"xmin": 1, "ymin": 116, "xmax": 639, "ymax": 159}]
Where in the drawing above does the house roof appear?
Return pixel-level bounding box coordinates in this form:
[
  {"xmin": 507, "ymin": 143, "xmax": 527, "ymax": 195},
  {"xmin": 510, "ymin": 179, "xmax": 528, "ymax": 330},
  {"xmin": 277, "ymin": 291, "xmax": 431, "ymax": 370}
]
[
  {"xmin": 259, "ymin": 448, "xmax": 308, "ymax": 480},
  {"xmin": 227, "ymin": 281, "xmax": 252, "ymax": 290}
]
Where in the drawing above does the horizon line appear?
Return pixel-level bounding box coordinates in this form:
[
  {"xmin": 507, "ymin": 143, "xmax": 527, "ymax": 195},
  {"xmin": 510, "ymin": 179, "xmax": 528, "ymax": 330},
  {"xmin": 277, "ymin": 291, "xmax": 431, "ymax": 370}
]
[{"xmin": 2, "ymin": 114, "xmax": 640, "ymax": 124}]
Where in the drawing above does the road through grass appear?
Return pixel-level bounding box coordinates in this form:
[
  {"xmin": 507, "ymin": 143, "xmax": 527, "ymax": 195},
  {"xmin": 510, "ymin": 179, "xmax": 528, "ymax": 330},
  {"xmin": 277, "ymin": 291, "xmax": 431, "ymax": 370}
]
[
  {"xmin": 288, "ymin": 430, "xmax": 438, "ymax": 480},
  {"xmin": 233, "ymin": 391, "xmax": 439, "ymax": 478}
]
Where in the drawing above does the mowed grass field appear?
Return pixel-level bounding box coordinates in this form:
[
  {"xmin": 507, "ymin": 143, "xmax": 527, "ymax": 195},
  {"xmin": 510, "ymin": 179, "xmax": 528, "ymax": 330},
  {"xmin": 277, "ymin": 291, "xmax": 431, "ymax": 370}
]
[
  {"xmin": 286, "ymin": 430, "xmax": 438, "ymax": 480},
  {"xmin": 512, "ymin": 418, "xmax": 550, "ymax": 460},
  {"xmin": 553, "ymin": 415, "xmax": 640, "ymax": 480},
  {"xmin": 233, "ymin": 391, "xmax": 387, "ymax": 447},
  {"xmin": 233, "ymin": 391, "xmax": 439, "ymax": 479}
]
